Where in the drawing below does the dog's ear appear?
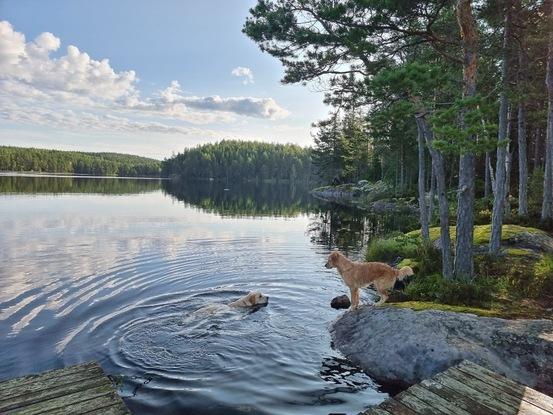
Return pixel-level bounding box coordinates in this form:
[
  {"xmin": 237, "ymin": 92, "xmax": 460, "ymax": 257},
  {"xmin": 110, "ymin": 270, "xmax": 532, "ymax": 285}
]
[{"xmin": 245, "ymin": 292, "xmax": 256, "ymax": 305}]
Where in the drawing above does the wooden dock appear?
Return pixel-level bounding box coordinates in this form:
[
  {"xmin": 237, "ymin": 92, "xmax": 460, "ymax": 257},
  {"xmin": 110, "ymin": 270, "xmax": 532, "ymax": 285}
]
[
  {"xmin": 0, "ymin": 362, "xmax": 130, "ymax": 414},
  {"xmin": 362, "ymin": 360, "xmax": 553, "ymax": 415}
]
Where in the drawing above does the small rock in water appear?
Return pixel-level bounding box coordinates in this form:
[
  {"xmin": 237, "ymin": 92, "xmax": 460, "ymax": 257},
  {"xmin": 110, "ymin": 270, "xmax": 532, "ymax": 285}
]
[{"xmin": 330, "ymin": 295, "xmax": 351, "ymax": 310}]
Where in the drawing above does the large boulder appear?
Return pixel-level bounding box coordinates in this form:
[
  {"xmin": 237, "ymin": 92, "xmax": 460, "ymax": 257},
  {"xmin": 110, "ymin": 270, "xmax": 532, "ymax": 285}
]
[{"xmin": 329, "ymin": 306, "xmax": 553, "ymax": 395}]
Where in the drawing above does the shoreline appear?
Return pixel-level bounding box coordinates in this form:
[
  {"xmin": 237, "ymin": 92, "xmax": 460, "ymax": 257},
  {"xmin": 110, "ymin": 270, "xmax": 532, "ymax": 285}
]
[{"xmin": 0, "ymin": 171, "xmax": 169, "ymax": 180}]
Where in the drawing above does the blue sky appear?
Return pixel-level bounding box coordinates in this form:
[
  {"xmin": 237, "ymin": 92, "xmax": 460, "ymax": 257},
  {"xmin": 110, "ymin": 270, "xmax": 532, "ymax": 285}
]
[{"xmin": 0, "ymin": 0, "xmax": 328, "ymax": 158}]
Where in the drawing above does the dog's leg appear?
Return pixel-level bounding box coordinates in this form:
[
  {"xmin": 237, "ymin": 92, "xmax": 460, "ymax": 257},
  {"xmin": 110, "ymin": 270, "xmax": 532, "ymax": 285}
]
[
  {"xmin": 349, "ymin": 288, "xmax": 360, "ymax": 309},
  {"xmin": 375, "ymin": 290, "xmax": 388, "ymax": 306},
  {"xmin": 349, "ymin": 287, "xmax": 356, "ymax": 309},
  {"xmin": 352, "ymin": 288, "xmax": 360, "ymax": 309}
]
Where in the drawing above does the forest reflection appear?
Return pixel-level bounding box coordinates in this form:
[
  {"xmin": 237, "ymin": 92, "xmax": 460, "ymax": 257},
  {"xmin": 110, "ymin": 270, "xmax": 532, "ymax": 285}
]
[
  {"xmin": 162, "ymin": 179, "xmax": 418, "ymax": 254},
  {"xmin": 0, "ymin": 175, "xmax": 161, "ymax": 195},
  {"xmin": 0, "ymin": 175, "xmax": 417, "ymax": 255}
]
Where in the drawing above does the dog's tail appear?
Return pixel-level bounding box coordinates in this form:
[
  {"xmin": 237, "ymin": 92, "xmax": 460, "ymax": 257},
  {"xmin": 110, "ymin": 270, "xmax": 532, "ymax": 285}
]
[{"xmin": 396, "ymin": 266, "xmax": 414, "ymax": 280}]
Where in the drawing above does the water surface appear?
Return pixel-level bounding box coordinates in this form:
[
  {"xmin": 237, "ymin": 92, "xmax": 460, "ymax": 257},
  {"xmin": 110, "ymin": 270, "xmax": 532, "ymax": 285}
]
[{"xmin": 0, "ymin": 176, "xmax": 413, "ymax": 414}]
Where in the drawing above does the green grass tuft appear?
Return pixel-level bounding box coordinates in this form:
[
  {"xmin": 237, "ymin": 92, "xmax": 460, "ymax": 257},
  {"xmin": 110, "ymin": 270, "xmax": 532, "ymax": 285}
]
[
  {"xmin": 366, "ymin": 233, "xmax": 418, "ymax": 262},
  {"xmin": 403, "ymin": 273, "xmax": 494, "ymax": 307},
  {"xmin": 531, "ymin": 254, "xmax": 553, "ymax": 298}
]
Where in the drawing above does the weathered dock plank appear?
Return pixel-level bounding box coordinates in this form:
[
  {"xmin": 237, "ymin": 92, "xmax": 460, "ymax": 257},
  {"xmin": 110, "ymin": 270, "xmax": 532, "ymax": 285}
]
[
  {"xmin": 419, "ymin": 377, "xmax": 500, "ymax": 415},
  {"xmin": 0, "ymin": 362, "xmax": 129, "ymax": 414},
  {"xmin": 446, "ymin": 367, "xmax": 551, "ymax": 415},
  {"xmin": 456, "ymin": 361, "xmax": 553, "ymax": 413},
  {"xmin": 361, "ymin": 360, "xmax": 553, "ymax": 415},
  {"xmin": 379, "ymin": 399, "xmax": 418, "ymax": 415},
  {"xmin": 406, "ymin": 384, "xmax": 472, "ymax": 415}
]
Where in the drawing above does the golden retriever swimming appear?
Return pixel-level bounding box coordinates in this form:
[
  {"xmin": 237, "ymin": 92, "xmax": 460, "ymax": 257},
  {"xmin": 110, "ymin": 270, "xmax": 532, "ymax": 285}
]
[
  {"xmin": 228, "ymin": 291, "xmax": 269, "ymax": 307},
  {"xmin": 187, "ymin": 291, "xmax": 269, "ymax": 319},
  {"xmin": 325, "ymin": 251, "xmax": 413, "ymax": 308}
]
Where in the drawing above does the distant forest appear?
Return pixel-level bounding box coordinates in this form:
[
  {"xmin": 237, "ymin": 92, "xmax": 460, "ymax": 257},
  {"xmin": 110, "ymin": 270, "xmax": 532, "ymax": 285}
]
[
  {"xmin": 0, "ymin": 146, "xmax": 162, "ymax": 177},
  {"xmin": 162, "ymin": 140, "xmax": 313, "ymax": 183}
]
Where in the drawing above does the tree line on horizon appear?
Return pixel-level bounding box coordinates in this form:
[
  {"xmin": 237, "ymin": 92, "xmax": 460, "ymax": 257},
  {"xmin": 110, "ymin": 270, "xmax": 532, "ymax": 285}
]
[
  {"xmin": 0, "ymin": 146, "xmax": 162, "ymax": 177},
  {"xmin": 243, "ymin": 0, "xmax": 553, "ymax": 281},
  {"xmin": 161, "ymin": 140, "xmax": 313, "ymax": 183}
]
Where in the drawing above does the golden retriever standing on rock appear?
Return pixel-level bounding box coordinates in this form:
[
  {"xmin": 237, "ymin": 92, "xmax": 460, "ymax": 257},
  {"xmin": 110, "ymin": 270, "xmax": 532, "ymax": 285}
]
[{"xmin": 325, "ymin": 251, "xmax": 413, "ymax": 308}]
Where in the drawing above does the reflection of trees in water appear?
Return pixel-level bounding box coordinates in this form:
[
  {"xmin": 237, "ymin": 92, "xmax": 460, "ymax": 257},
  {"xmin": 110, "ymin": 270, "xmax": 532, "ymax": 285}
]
[
  {"xmin": 307, "ymin": 204, "xmax": 418, "ymax": 257},
  {"xmin": 162, "ymin": 180, "xmax": 318, "ymax": 217},
  {"xmin": 0, "ymin": 175, "xmax": 162, "ymax": 195},
  {"xmin": 163, "ymin": 180, "xmax": 418, "ymax": 252},
  {"xmin": 3, "ymin": 175, "xmax": 418, "ymax": 255}
]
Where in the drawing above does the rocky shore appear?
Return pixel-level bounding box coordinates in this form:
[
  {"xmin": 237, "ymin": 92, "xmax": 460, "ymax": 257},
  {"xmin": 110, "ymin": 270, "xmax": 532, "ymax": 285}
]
[
  {"xmin": 311, "ymin": 181, "xmax": 418, "ymax": 214},
  {"xmin": 330, "ymin": 306, "xmax": 553, "ymax": 395}
]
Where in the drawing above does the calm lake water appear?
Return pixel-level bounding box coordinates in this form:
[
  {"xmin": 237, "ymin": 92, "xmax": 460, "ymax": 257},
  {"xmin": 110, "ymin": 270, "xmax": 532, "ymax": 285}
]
[{"xmin": 0, "ymin": 175, "xmax": 415, "ymax": 415}]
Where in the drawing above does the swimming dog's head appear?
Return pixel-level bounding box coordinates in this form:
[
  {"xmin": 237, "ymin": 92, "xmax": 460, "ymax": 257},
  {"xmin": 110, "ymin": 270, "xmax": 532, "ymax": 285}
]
[
  {"xmin": 325, "ymin": 251, "xmax": 341, "ymax": 269},
  {"xmin": 235, "ymin": 291, "xmax": 269, "ymax": 307}
]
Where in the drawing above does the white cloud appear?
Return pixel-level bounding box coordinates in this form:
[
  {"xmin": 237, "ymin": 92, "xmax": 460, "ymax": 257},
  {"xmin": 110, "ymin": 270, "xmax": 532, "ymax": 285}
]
[
  {"xmin": 231, "ymin": 66, "xmax": 254, "ymax": 85},
  {"xmin": 127, "ymin": 80, "xmax": 289, "ymax": 123},
  {"xmin": 0, "ymin": 21, "xmax": 289, "ymax": 138},
  {"xmin": 0, "ymin": 21, "xmax": 138, "ymax": 103}
]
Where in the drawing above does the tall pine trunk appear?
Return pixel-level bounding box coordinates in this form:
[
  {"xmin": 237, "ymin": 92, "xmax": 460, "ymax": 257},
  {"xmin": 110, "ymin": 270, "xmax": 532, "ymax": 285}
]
[
  {"xmin": 518, "ymin": 44, "xmax": 529, "ymax": 216},
  {"xmin": 490, "ymin": 0, "xmax": 511, "ymax": 254},
  {"xmin": 455, "ymin": 0, "xmax": 478, "ymax": 278},
  {"xmin": 505, "ymin": 143, "xmax": 512, "ymax": 215},
  {"xmin": 543, "ymin": 0, "xmax": 553, "ymax": 221},
  {"xmin": 428, "ymin": 167, "xmax": 436, "ymax": 223},
  {"xmin": 484, "ymin": 152, "xmax": 491, "ymax": 198},
  {"xmin": 400, "ymin": 145, "xmax": 405, "ymax": 193},
  {"xmin": 416, "ymin": 113, "xmax": 453, "ymax": 279},
  {"xmin": 417, "ymin": 122, "xmax": 430, "ymax": 241},
  {"xmin": 533, "ymin": 128, "xmax": 541, "ymax": 173}
]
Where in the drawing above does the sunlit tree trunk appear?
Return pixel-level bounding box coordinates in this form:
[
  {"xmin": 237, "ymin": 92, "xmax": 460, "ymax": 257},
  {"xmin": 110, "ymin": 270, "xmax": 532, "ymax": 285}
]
[{"xmin": 455, "ymin": 0, "xmax": 478, "ymax": 278}]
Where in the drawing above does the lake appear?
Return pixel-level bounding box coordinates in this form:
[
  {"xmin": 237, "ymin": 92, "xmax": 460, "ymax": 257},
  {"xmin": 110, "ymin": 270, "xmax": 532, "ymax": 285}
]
[{"xmin": 0, "ymin": 175, "xmax": 415, "ymax": 415}]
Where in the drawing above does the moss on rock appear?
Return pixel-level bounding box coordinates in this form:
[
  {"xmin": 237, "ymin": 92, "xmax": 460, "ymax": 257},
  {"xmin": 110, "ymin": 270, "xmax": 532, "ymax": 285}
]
[{"xmin": 406, "ymin": 224, "xmax": 546, "ymax": 246}]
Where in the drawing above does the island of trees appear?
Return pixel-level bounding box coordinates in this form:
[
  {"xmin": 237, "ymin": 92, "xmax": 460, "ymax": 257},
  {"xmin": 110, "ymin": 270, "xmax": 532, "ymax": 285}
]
[
  {"xmin": 0, "ymin": 146, "xmax": 162, "ymax": 177},
  {"xmin": 161, "ymin": 140, "xmax": 312, "ymax": 183}
]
